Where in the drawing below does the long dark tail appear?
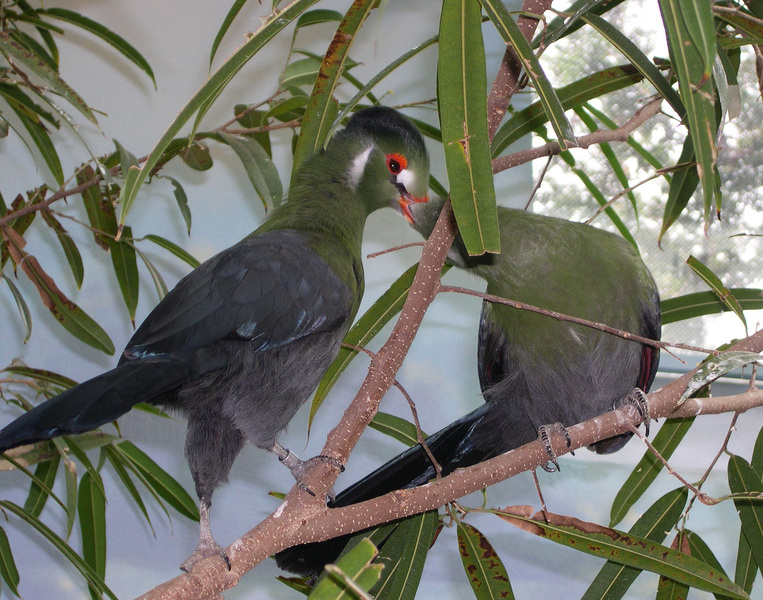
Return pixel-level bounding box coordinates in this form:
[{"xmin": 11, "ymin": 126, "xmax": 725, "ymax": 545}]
[
  {"xmin": 275, "ymin": 403, "xmax": 500, "ymax": 576},
  {"xmin": 0, "ymin": 357, "xmax": 194, "ymax": 453}
]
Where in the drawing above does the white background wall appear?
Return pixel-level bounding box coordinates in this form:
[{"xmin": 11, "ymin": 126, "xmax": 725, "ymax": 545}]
[{"xmin": 0, "ymin": 2, "xmax": 758, "ymax": 598}]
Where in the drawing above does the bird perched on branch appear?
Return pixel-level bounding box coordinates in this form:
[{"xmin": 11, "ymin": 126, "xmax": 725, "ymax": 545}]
[
  {"xmin": 0, "ymin": 106, "xmax": 429, "ymax": 571},
  {"xmin": 275, "ymin": 195, "xmax": 660, "ymax": 576}
]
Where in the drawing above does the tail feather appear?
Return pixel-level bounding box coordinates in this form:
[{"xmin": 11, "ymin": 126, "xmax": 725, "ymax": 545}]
[
  {"xmin": 275, "ymin": 404, "xmax": 495, "ymax": 576},
  {"xmin": 0, "ymin": 357, "xmax": 194, "ymax": 453}
]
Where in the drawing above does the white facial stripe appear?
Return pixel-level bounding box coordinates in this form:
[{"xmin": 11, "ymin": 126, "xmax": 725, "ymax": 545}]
[
  {"xmin": 397, "ymin": 168, "xmax": 417, "ymax": 196},
  {"xmin": 348, "ymin": 146, "xmax": 374, "ymax": 189}
]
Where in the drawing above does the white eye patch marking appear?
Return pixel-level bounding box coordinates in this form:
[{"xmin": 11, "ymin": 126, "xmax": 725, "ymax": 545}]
[
  {"xmin": 347, "ymin": 146, "xmax": 374, "ymax": 189},
  {"xmin": 397, "ymin": 167, "xmax": 417, "ymax": 195}
]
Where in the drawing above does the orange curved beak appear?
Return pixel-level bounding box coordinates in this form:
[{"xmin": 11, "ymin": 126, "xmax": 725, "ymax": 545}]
[{"xmin": 398, "ymin": 192, "xmax": 429, "ymax": 224}]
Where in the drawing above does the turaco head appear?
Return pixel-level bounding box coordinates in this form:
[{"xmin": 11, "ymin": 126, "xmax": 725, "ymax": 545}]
[{"xmin": 329, "ymin": 106, "xmax": 430, "ymax": 221}]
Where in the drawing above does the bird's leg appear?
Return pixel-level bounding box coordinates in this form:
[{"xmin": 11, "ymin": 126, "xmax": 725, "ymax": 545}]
[
  {"xmin": 622, "ymin": 388, "xmax": 651, "ymax": 436},
  {"xmin": 537, "ymin": 422, "xmax": 572, "ymax": 473},
  {"xmin": 180, "ymin": 498, "xmax": 230, "ymax": 572},
  {"xmin": 269, "ymin": 442, "xmax": 344, "ymax": 501}
]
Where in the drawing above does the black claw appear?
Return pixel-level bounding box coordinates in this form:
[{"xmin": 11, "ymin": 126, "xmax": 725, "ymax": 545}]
[
  {"xmin": 625, "ymin": 388, "xmax": 651, "ymax": 436},
  {"xmin": 537, "ymin": 422, "xmax": 568, "ymax": 472},
  {"xmin": 316, "ymin": 454, "xmax": 345, "ymax": 472},
  {"xmin": 223, "ymin": 553, "xmax": 232, "ymax": 571}
]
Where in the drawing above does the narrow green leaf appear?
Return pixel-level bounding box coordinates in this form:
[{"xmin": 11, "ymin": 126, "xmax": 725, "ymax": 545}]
[
  {"xmin": 2, "ymin": 228, "xmax": 114, "ymax": 354},
  {"xmin": 610, "ymin": 418, "xmax": 694, "ymax": 527},
  {"xmin": 296, "ymin": 8, "xmax": 343, "ymax": 28},
  {"xmin": 76, "ymin": 165, "xmax": 112, "ymax": 250},
  {"xmin": 1, "ymin": 271, "xmax": 33, "ymax": 343},
  {"xmin": 686, "ymin": 255, "xmax": 747, "ymax": 330},
  {"xmin": 24, "ymin": 454, "xmax": 60, "ymax": 517},
  {"xmin": 532, "ymin": 0, "xmax": 628, "ymax": 48},
  {"xmin": 135, "ymin": 247, "xmax": 168, "ymax": 300},
  {"xmin": 734, "ymin": 534, "xmax": 758, "ymax": 595},
  {"xmin": 492, "ymin": 64, "xmax": 643, "ymax": 157},
  {"xmin": 368, "ymin": 412, "xmax": 424, "ymax": 447},
  {"xmin": 457, "ymin": 521, "xmax": 515, "ymax": 600},
  {"xmin": 481, "ymin": 0, "xmax": 576, "ymax": 149},
  {"xmin": 263, "ymin": 96, "xmax": 309, "ymax": 123},
  {"xmin": 119, "ymin": 0, "xmax": 321, "ymax": 225},
  {"xmin": 104, "ymin": 445, "xmax": 154, "ymax": 534},
  {"xmin": 0, "ymin": 30, "xmax": 98, "ymax": 124},
  {"xmin": 41, "ymin": 7, "xmax": 155, "ymax": 86},
  {"xmin": 109, "ymin": 225, "xmax": 140, "ymax": 323},
  {"xmin": 498, "ymin": 509, "xmax": 747, "ymax": 599},
  {"xmin": 328, "ymin": 35, "xmax": 439, "ymax": 140},
  {"xmin": 656, "ymin": 568, "xmax": 689, "ymax": 600},
  {"xmin": 9, "ymin": 28, "xmax": 57, "ymax": 70},
  {"xmin": 585, "ymin": 488, "xmax": 688, "ymax": 600},
  {"xmin": 438, "ymin": 0, "xmax": 499, "ymax": 255},
  {"xmin": 2, "ymin": 364, "xmax": 76, "ymax": 389},
  {"xmin": 0, "ymin": 527, "xmax": 20, "ymax": 597},
  {"xmin": 291, "ymin": 0, "xmax": 377, "ymax": 180},
  {"xmin": 728, "ymin": 455, "xmax": 763, "ymax": 574},
  {"xmin": 574, "ymin": 107, "xmax": 637, "ymax": 216},
  {"xmin": 283, "ymin": 56, "xmax": 324, "ymax": 89},
  {"xmin": 209, "ymin": 0, "xmax": 249, "ymax": 66},
  {"xmin": 62, "ymin": 437, "xmax": 105, "ymax": 498},
  {"xmin": 659, "ymin": 138, "xmax": 698, "ymax": 243},
  {"xmin": 8, "ymin": 104, "xmax": 64, "ymax": 186},
  {"xmin": 581, "ymin": 13, "xmax": 684, "ymax": 118},
  {"xmin": 165, "ymin": 176, "xmax": 192, "ymax": 234},
  {"xmin": 232, "ymin": 105, "xmax": 272, "ymax": 156},
  {"xmin": 659, "ymin": 0, "xmax": 720, "ymax": 228},
  {"xmin": 142, "ymin": 234, "xmax": 200, "ymax": 268},
  {"xmin": 219, "ymin": 133, "xmax": 283, "ymax": 208},
  {"xmin": 679, "ymin": 352, "xmax": 761, "ymax": 405},
  {"xmin": 660, "ymin": 288, "xmax": 763, "ymax": 325},
  {"xmin": 114, "ymin": 138, "xmax": 139, "ymax": 174},
  {"xmin": 40, "ymin": 209, "xmax": 85, "ymax": 288},
  {"xmin": 309, "ymin": 538, "xmax": 383, "ymax": 600},
  {"xmin": 78, "ymin": 472, "xmax": 107, "ymax": 599},
  {"xmin": 370, "ymin": 510, "xmax": 438, "ymax": 600},
  {"xmin": 685, "ymin": 530, "xmax": 737, "ymax": 600},
  {"xmin": 116, "ymin": 440, "xmax": 199, "ymax": 521},
  {"xmin": 0, "ymin": 500, "xmax": 117, "ymax": 599}
]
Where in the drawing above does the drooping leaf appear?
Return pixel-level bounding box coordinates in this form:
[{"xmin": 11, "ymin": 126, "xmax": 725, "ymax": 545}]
[
  {"xmin": 369, "ymin": 510, "xmax": 438, "ymax": 600},
  {"xmin": 291, "ymin": 0, "xmax": 377, "ymax": 180},
  {"xmin": 24, "ymin": 453, "xmax": 61, "ymax": 517},
  {"xmin": 181, "ymin": 143, "xmax": 213, "ymax": 171},
  {"xmin": 142, "ymin": 234, "xmax": 200, "ymax": 268},
  {"xmin": 0, "ymin": 526, "xmax": 20, "ymax": 597},
  {"xmin": 660, "ymin": 288, "xmax": 763, "ymax": 325},
  {"xmin": 659, "ymin": 0, "xmax": 720, "ymax": 228},
  {"xmin": 40, "ymin": 209, "xmax": 85, "ymax": 288},
  {"xmin": 1, "ymin": 271, "xmax": 33, "ymax": 343},
  {"xmin": 369, "ymin": 412, "xmax": 424, "ymax": 447},
  {"xmin": 457, "ymin": 521, "xmax": 515, "ymax": 600},
  {"xmin": 41, "ymin": 7, "xmax": 155, "ymax": 86},
  {"xmin": 119, "ymin": 0, "xmax": 321, "ymax": 226},
  {"xmin": 686, "ymin": 255, "xmax": 747, "ymax": 331},
  {"xmin": 104, "ymin": 445, "xmax": 154, "ymax": 534},
  {"xmin": 219, "ymin": 132, "xmax": 283, "ymax": 208},
  {"xmin": 0, "ymin": 501, "xmax": 117, "ymax": 599},
  {"xmin": 659, "ymin": 137, "xmax": 699, "ymax": 243},
  {"xmin": 1, "ymin": 227, "xmax": 114, "ymax": 354},
  {"xmin": 585, "ymin": 488, "xmax": 688, "ymax": 599},
  {"xmin": 439, "ymin": 0, "xmax": 499, "ymax": 255},
  {"xmin": 78, "ymin": 472, "xmax": 107, "ymax": 600},
  {"xmin": 497, "ymin": 508, "xmax": 747, "ymax": 599},
  {"xmin": 108, "ymin": 224, "xmax": 140, "ymax": 324},
  {"xmin": 115, "ymin": 440, "xmax": 199, "ymax": 521},
  {"xmin": 208, "ymin": 0, "xmax": 249, "ymax": 66},
  {"xmin": 684, "ymin": 530, "xmax": 737, "ymax": 600},
  {"xmin": 165, "ymin": 176, "xmax": 192, "ymax": 234},
  {"xmin": 135, "ymin": 247, "xmax": 168, "ymax": 300},
  {"xmin": 728, "ymin": 455, "xmax": 763, "ymax": 575},
  {"xmin": 0, "ymin": 30, "xmax": 98, "ymax": 124}
]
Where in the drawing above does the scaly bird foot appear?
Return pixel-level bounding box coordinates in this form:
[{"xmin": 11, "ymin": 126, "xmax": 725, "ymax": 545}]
[
  {"xmin": 180, "ymin": 499, "xmax": 230, "ymax": 572},
  {"xmin": 180, "ymin": 539, "xmax": 230, "ymax": 573},
  {"xmin": 623, "ymin": 387, "xmax": 650, "ymax": 436},
  {"xmin": 271, "ymin": 443, "xmax": 344, "ymax": 501},
  {"xmin": 537, "ymin": 422, "xmax": 571, "ymax": 473}
]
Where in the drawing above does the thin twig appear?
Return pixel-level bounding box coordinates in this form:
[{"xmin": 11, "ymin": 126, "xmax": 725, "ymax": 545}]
[
  {"xmin": 439, "ymin": 284, "xmax": 717, "ymax": 357},
  {"xmin": 492, "ymin": 97, "xmax": 663, "ymax": 174},
  {"xmin": 367, "ymin": 241, "xmax": 425, "ymax": 259}
]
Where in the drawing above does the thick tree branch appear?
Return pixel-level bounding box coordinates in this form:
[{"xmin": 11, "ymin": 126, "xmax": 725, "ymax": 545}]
[{"xmin": 492, "ymin": 96, "xmax": 664, "ymax": 174}]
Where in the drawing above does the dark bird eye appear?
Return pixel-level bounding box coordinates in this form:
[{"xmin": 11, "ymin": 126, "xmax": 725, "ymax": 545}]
[{"xmin": 386, "ymin": 153, "xmax": 407, "ymax": 175}]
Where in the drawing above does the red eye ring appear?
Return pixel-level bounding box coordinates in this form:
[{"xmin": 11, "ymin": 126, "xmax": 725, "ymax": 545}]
[{"xmin": 386, "ymin": 153, "xmax": 407, "ymax": 175}]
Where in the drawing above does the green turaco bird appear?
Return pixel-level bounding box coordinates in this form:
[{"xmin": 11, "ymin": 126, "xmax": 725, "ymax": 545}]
[
  {"xmin": 0, "ymin": 106, "xmax": 429, "ymax": 571},
  {"xmin": 276, "ymin": 196, "xmax": 660, "ymax": 576}
]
